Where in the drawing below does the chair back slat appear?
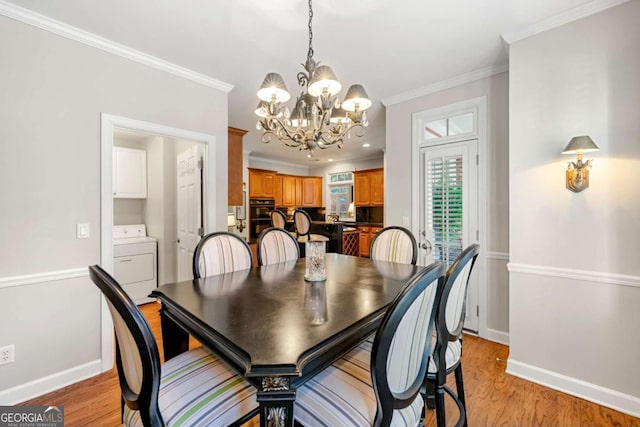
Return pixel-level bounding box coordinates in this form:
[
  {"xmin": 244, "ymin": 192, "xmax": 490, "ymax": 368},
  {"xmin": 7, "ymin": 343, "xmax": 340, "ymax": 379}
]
[
  {"xmin": 257, "ymin": 227, "xmax": 300, "ymax": 266},
  {"xmin": 193, "ymin": 232, "xmax": 253, "ymax": 279},
  {"xmin": 369, "ymin": 226, "xmax": 418, "ymax": 265},
  {"xmin": 106, "ymin": 300, "xmax": 144, "ymax": 394}
]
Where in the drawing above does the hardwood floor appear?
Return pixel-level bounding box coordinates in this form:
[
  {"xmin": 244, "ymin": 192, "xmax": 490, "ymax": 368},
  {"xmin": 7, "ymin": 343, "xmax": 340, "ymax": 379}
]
[{"xmin": 21, "ymin": 302, "xmax": 639, "ymax": 426}]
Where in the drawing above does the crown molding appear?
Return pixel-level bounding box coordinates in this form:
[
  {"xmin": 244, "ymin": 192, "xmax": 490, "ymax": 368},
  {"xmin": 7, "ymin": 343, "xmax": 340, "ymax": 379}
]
[
  {"xmin": 0, "ymin": 0, "xmax": 233, "ymax": 93},
  {"xmin": 501, "ymin": 0, "xmax": 631, "ymax": 44},
  {"xmin": 380, "ymin": 64, "xmax": 509, "ymax": 107}
]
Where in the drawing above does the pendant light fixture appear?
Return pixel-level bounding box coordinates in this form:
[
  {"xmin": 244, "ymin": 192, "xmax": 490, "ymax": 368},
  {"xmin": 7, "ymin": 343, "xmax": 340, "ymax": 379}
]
[{"xmin": 255, "ymin": 0, "xmax": 372, "ymax": 156}]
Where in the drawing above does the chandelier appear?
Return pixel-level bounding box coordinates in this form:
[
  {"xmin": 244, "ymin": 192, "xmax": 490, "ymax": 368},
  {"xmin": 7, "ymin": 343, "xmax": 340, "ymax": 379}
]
[{"xmin": 255, "ymin": 0, "xmax": 372, "ymax": 156}]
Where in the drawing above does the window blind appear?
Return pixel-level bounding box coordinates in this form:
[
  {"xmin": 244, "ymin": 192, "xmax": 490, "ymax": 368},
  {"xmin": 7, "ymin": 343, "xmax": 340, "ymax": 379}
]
[{"xmin": 427, "ymin": 154, "xmax": 463, "ymax": 266}]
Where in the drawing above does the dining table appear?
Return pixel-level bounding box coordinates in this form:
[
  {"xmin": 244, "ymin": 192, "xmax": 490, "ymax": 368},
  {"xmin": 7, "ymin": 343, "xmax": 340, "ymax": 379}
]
[{"xmin": 150, "ymin": 253, "xmax": 425, "ymax": 427}]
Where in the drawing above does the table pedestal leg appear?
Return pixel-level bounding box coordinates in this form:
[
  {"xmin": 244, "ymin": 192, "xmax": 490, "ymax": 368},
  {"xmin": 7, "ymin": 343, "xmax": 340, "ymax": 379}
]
[
  {"xmin": 258, "ymin": 377, "xmax": 296, "ymax": 427},
  {"xmin": 159, "ymin": 305, "xmax": 189, "ymax": 360}
]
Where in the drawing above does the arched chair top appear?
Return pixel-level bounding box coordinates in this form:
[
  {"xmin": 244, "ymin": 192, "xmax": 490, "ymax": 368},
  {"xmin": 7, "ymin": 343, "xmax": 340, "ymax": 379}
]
[
  {"xmin": 293, "ymin": 209, "xmax": 329, "ymax": 242},
  {"xmin": 257, "ymin": 227, "xmax": 300, "ymax": 267},
  {"xmin": 193, "ymin": 232, "xmax": 253, "ymax": 279},
  {"xmin": 369, "ymin": 226, "xmax": 418, "ymax": 265},
  {"xmin": 294, "ymin": 261, "xmax": 446, "ymax": 426},
  {"xmin": 269, "ymin": 209, "xmax": 287, "ymax": 229}
]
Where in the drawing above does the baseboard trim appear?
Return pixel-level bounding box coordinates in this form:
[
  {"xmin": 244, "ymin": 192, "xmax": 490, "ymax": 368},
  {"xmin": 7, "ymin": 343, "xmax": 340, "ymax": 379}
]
[
  {"xmin": 0, "ymin": 359, "xmax": 102, "ymax": 405},
  {"xmin": 485, "ymin": 328, "xmax": 509, "ymax": 345},
  {"xmin": 506, "ymin": 358, "xmax": 640, "ymax": 418},
  {"xmin": 0, "ymin": 268, "xmax": 88, "ymax": 290},
  {"xmin": 507, "ymin": 263, "xmax": 640, "ymax": 289}
]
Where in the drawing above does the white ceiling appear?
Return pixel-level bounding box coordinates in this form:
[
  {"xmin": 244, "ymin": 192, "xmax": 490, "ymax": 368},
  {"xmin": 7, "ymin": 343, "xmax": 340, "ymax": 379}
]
[{"xmin": 7, "ymin": 0, "xmax": 599, "ymax": 165}]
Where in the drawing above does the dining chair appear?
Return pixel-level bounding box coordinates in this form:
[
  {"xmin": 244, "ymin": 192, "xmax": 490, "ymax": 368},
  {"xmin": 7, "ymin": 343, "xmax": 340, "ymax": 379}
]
[
  {"xmin": 369, "ymin": 226, "xmax": 418, "ymax": 265},
  {"xmin": 192, "ymin": 231, "xmax": 253, "ymax": 279},
  {"xmin": 294, "ymin": 261, "xmax": 446, "ymax": 427},
  {"xmin": 257, "ymin": 227, "xmax": 300, "ymax": 266},
  {"xmin": 269, "ymin": 209, "xmax": 287, "ymax": 229},
  {"xmin": 426, "ymin": 244, "xmax": 480, "ymax": 427},
  {"xmin": 88, "ymin": 265, "xmax": 259, "ymax": 427},
  {"xmin": 293, "ymin": 209, "xmax": 329, "ymax": 243}
]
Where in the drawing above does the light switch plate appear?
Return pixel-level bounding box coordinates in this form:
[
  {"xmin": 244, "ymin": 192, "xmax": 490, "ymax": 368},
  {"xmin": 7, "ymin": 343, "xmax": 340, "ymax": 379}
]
[{"xmin": 77, "ymin": 223, "xmax": 90, "ymax": 239}]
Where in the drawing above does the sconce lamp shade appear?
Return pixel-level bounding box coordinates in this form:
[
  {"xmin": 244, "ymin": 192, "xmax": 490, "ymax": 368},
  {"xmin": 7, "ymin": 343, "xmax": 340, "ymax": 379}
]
[
  {"xmin": 347, "ymin": 202, "xmax": 355, "ymax": 215},
  {"xmin": 227, "ymin": 214, "xmax": 237, "ymax": 227},
  {"xmin": 562, "ymin": 136, "xmax": 599, "ymax": 154},
  {"xmin": 257, "ymin": 73, "xmax": 291, "ymax": 103}
]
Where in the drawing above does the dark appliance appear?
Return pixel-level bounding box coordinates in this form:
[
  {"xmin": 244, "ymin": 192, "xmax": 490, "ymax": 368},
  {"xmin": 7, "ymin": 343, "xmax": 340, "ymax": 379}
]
[{"xmin": 249, "ymin": 198, "xmax": 275, "ymax": 240}]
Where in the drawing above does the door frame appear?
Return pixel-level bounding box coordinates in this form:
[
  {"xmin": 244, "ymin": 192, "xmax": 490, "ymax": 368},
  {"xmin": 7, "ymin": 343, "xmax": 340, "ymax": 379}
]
[
  {"xmin": 411, "ymin": 96, "xmax": 489, "ymax": 338},
  {"xmin": 100, "ymin": 113, "xmax": 216, "ymax": 371}
]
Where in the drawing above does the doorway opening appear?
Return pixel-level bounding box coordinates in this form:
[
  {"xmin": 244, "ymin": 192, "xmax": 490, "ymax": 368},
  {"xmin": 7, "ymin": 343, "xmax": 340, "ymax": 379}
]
[
  {"xmin": 412, "ymin": 97, "xmax": 487, "ymax": 335},
  {"xmin": 100, "ymin": 114, "xmax": 216, "ymax": 372}
]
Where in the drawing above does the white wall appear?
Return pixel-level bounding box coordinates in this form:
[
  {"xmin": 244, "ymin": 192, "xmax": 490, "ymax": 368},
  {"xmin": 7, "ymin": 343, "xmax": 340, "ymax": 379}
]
[
  {"xmin": 507, "ymin": 1, "xmax": 640, "ymax": 415},
  {"xmin": 386, "ymin": 72, "xmax": 510, "ymax": 337},
  {"xmin": 0, "ymin": 14, "xmax": 229, "ymax": 402}
]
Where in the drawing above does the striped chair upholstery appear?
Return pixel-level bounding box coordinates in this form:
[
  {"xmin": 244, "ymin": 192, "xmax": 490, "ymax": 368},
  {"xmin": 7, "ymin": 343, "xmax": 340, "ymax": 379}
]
[
  {"xmin": 370, "ymin": 226, "xmax": 418, "ymax": 265},
  {"xmin": 294, "ymin": 209, "xmax": 329, "ymax": 243},
  {"xmin": 269, "ymin": 209, "xmax": 287, "ymax": 229},
  {"xmin": 295, "ymin": 262, "xmax": 446, "ymax": 427},
  {"xmin": 88, "ymin": 265, "xmax": 259, "ymax": 427},
  {"xmin": 193, "ymin": 232, "xmax": 253, "ymax": 279},
  {"xmin": 257, "ymin": 227, "xmax": 300, "ymax": 266},
  {"xmin": 426, "ymin": 244, "xmax": 480, "ymax": 427}
]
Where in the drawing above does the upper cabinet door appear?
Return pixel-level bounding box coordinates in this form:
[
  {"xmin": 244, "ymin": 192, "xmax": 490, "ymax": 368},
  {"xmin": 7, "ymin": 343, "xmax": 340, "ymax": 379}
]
[
  {"xmin": 301, "ymin": 178, "xmax": 317, "ymax": 206},
  {"xmin": 228, "ymin": 127, "xmax": 247, "ymax": 206},
  {"xmin": 113, "ymin": 147, "xmax": 147, "ymax": 198},
  {"xmin": 370, "ymin": 169, "xmax": 384, "ymax": 206},
  {"xmin": 354, "ymin": 173, "xmax": 370, "ymax": 206}
]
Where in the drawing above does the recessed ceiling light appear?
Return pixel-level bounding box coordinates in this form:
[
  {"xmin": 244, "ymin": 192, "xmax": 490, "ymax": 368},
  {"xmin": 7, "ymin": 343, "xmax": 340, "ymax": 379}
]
[
  {"xmin": 328, "ymin": 158, "xmax": 334, "ymax": 162},
  {"xmin": 363, "ymin": 143, "xmax": 371, "ymax": 148},
  {"xmin": 307, "ymin": 153, "xmax": 312, "ymax": 158}
]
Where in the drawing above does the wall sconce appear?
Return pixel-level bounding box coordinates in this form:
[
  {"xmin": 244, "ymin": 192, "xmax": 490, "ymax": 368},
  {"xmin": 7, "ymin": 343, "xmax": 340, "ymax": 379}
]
[{"xmin": 561, "ymin": 135, "xmax": 599, "ymax": 193}]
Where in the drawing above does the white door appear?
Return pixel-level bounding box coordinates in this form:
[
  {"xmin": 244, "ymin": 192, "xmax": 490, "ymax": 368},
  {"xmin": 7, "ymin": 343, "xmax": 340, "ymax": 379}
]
[
  {"xmin": 419, "ymin": 139, "xmax": 479, "ymax": 331},
  {"xmin": 177, "ymin": 145, "xmax": 204, "ymax": 281}
]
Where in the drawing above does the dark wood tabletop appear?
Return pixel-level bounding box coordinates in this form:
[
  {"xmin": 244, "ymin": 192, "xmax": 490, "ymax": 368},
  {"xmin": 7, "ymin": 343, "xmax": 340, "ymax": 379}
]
[{"xmin": 150, "ymin": 253, "xmax": 424, "ymax": 426}]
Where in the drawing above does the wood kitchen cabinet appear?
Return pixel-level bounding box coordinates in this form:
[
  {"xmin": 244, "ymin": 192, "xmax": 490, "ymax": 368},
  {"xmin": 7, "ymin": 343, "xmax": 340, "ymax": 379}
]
[
  {"xmin": 301, "ymin": 178, "xmax": 317, "ymax": 206},
  {"xmin": 281, "ymin": 175, "xmax": 297, "ymax": 207},
  {"xmin": 228, "ymin": 127, "xmax": 247, "ymax": 206},
  {"xmin": 358, "ymin": 225, "xmax": 383, "ymax": 257},
  {"xmin": 249, "ymin": 168, "xmax": 276, "ymax": 198},
  {"xmin": 354, "ymin": 168, "xmax": 384, "ymax": 206},
  {"xmin": 274, "ymin": 174, "xmax": 283, "ymax": 207}
]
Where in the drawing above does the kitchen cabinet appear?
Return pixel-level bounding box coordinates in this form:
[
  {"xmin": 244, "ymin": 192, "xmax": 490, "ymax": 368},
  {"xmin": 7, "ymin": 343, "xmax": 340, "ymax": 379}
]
[
  {"xmin": 113, "ymin": 147, "xmax": 147, "ymax": 198},
  {"xmin": 274, "ymin": 174, "xmax": 283, "ymax": 207},
  {"xmin": 358, "ymin": 225, "xmax": 383, "ymax": 257},
  {"xmin": 301, "ymin": 178, "xmax": 317, "ymax": 206},
  {"xmin": 228, "ymin": 127, "xmax": 247, "ymax": 206},
  {"xmin": 354, "ymin": 168, "xmax": 383, "ymax": 206},
  {"xmin": 282, "ymin": 175, "xmax": 297, "ymax": 207},
  {"xmin": 249, "ymin": 168, "xmax": 276, "ymax": 198}
]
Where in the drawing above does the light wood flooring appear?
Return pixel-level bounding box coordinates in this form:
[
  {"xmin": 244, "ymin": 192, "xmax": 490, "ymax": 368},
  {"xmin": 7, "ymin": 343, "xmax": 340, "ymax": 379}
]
[{"xmin": 21, "ymin": 302, "xmax": 639, "ymax": 426}]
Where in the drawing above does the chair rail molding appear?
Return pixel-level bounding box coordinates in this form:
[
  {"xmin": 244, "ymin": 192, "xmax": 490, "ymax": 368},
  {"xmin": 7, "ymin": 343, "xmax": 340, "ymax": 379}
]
[
  {"xmin": 508, "ymin": 263, "xmax": 640, "ymax": 289},
  {"xmin": 0, "ymin": 0, "xmax": 233, "ymax": 92},
  {"xmin": 487, "ymin": 251, "xmax": 509, "ymax": 261},
  {"xmin": 0, "ymin": 268, "xmax": 88, "ymax": 290}
]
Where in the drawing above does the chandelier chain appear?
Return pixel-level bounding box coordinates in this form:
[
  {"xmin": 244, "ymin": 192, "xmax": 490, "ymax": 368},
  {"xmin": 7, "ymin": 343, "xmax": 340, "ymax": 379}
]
[{"xmin": 307, "ymin": 0, "xmax": 314, "ymax": 61}]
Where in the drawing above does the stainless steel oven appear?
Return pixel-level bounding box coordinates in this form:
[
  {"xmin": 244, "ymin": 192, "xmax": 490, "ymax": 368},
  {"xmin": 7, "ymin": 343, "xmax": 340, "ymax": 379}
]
[{"xmin": 249, "ymin": 198, "xmax": 275, "ymax": 240}]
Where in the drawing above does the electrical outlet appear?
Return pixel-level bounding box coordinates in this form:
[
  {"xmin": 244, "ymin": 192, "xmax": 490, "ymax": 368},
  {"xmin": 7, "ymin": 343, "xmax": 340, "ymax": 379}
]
[{"xmin": 0, "ymin": 345, "xmax": 15, "ymax": 366}]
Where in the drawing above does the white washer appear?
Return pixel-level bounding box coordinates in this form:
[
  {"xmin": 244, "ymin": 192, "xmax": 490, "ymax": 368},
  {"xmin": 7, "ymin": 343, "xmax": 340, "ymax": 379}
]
[{"xmin": 113, "ymin": 224, "xmax": 157, "ymax": 305}]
